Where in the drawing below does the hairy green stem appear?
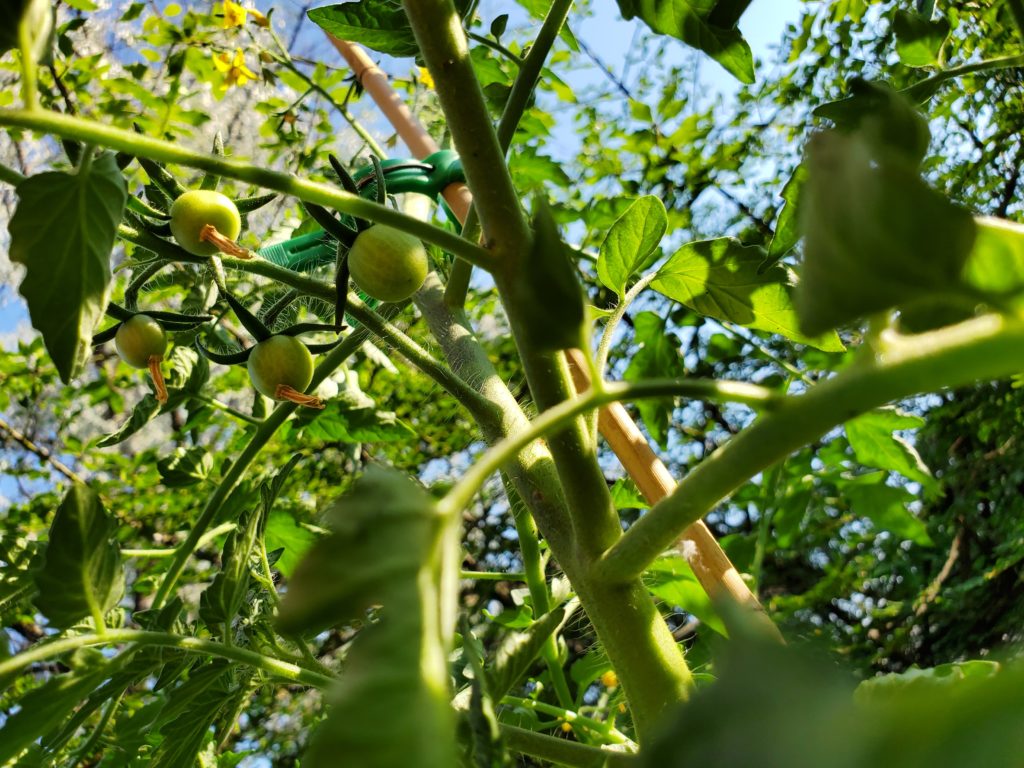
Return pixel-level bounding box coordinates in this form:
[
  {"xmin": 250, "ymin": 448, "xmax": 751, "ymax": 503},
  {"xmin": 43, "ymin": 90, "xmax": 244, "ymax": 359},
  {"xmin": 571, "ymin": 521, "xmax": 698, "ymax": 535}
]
[
  {"xmin": 502, "ymin": 696, "xmax": 633, "ymax": 746},
  {"xmin": 0, "ymin": 630, "xmax": 333, "ymax": 689},
  {"xmin": 597, "ymin": 314, "xmax": 1024, "ymax": 583},
  {"xmin": 121, "ymin": 521, "xmax": 236, "ymax": 559},
  {"xmin": 595, "ymin": 271, "xmax": 658, "ymax": 381},
  {"xmin": 440, "ymin": 378, "xmax": 779, "ymax": 515},
  {"xmin": 904, "ymin": 54, "xmax": 1024, "ymax": 101},
  {"xmin": 500, "ymin": 724, "xmax": 637, "ymax": 768},
  {"xmin": 495, "ymin": 0, "xmax": 573, "ymax": 151},
  {"xmin": 0, "ymin": 109, "xmax": 492, "ymax": 269},
  {"xmin": 403, "ymin": 0, "xmax": 531, "ymax": 252}
]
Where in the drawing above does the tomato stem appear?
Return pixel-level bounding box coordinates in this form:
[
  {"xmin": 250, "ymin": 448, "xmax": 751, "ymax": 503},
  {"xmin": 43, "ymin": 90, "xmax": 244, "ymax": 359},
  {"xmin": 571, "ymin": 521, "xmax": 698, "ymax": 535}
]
[
  {"xmin": 148, "ymin": 355, "xmax": 168, "ymax": 405},
  {"xmin": 200, "ymin": 224, "xmax": 254, "ymax": 259},
  {"xmin": 275, "ymin": 384, "xmax": 324, "ymax": 409}
]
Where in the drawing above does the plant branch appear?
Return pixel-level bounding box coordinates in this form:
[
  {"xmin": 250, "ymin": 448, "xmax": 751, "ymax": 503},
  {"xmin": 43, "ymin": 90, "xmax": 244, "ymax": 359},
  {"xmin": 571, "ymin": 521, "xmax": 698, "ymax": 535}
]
[
  {"xmin": 501, "ymin": 696, "xmax": 633, "ymax": 746},
  {"xmin": 903, "ymin": 54, "xmax": 1024, "ymax": 101},
  {"xmin": 0, "ymin": 630, "xmax": 333, "ymax": 689},
  {"xmin": 500, "ymin": 724, "xmax": 637, "ymax": 768},
  {"xmin": 0, "ymin": 416, "xmax": 86, "ymax": 485},
  {"xmin": 403, "ymin": 0, "xmax": 531, "ymax": 253},
  {"xmin": 439, "ymin": 377, "xmax": 779, "ymax": 518},
  {"xmin": 596, "ymin": 313, "xmax": 1024, "ymax": 583},
  {"xmin": 0, "ymin": 109, "xmax": 492, "ymax": 270}
]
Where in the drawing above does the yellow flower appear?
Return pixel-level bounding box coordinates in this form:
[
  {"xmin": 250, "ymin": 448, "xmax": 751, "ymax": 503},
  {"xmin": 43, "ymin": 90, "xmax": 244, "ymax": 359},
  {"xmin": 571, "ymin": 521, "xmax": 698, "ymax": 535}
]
[
  {"xmin": 418, "ymin": 66, "xmax": 435, "ymax": 90},
  {"xmin": 221, "ymin": 0, "xmax": 246, "ymax": 28},
  {"xmin": 214, "ymin": 49, "xmax": 257, "ymax": 91},
  {"xmin": 560, "ymin": 721, "xmax": 572, "ymax": 733},
  {"xmin": 600, "ymin": 670, "xmax": 619, "ymax": 689}
]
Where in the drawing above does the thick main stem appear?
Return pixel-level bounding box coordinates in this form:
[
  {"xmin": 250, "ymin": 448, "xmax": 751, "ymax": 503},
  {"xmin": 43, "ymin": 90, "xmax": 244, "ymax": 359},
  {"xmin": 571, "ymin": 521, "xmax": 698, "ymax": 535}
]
[{"xmin": 404, "ymin": 0, "xmax": 694, "ymax": 739}]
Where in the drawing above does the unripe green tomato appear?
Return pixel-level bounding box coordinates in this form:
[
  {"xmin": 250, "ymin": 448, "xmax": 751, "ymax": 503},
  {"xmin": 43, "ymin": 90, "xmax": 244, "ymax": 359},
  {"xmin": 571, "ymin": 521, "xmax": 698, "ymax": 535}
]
[
  {"xmin": 169, "ymin": 190, "xmax": 242, "ymax": 257},
  {"xmin": 247, "ymin": 335, "xmax": 314, "ymax": 399},
  {"xmin": 348, "ymin": 224, "xmax": 429, "ymax": 303},
  {"xmin": 115, "ymin": 314, "xmax": 167, "ymax": 368}
]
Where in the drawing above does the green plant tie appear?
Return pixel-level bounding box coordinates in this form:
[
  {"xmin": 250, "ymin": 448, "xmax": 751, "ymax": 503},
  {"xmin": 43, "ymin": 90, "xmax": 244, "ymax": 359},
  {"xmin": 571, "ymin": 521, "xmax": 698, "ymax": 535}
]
[{"xmin": 258, "ymin": 150, "xmax": 465, "ymax": 272}]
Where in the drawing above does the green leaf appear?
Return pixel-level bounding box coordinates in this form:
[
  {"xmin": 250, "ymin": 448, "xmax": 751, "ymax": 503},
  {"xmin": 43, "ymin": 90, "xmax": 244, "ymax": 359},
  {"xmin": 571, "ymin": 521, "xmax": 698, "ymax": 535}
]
[
  {"xmin": 846, "ymin": 475, "xmax": 933, "ymax": 546},
  {"xmin": 855, "ymin": 660, "xmax": 1001, "ymax": 704},
  {"xmin": 149, "ymin": 662, "xmax": 234, "ymax": 767},
  {"xmin": 157, "ymin": 446, "xmax": 213, "ymax": 487},
  {"xmin": 307, "ymin": 0, "xmax": 471, "ymax": 58},
  {"xmin": 487, "ymin": 607, "xmax": 567, "ymax": 700},
  {"xmin": 597, "ymin": 195, "xmax": 667, "ymax": 296},
  {"xmin": 796, "ymin": 131, "xmax": 976, "ymax": 336},
  {"xmin": 652, "ymin": 238, "xmax": 844, "ymax": 351},
  {"xmin": 961, "ymin": 217, "xmax": 1024, "ymax": 303},
  {"xmin": 610, "ymin": 477, "xmax": 650, "ymax": 510},
  {"xmin": 845, "ymin": 409, "xmax": 936, "ymax": 491},
  {"xmin": 33, "ymin": 483, "xmax": 123, "ymax": 630},
  {"xmin": 199, "ymin": 506, "xmax": 261, "ymax": 630},
  {"xmin": 307, "ymin": 3, "xmax": 420, "ymax": 57},
  {"xmin": 892, "ymin": 10, "xmax": 950, "ymax": 68},
  {"xmin": 645, "ymin": 556, "xmax": 726, "ymax": 636},
  {"xmin": 766, "ymin": 163, "xmax": 807, "ymax": 263},
  {"xmin": 295, "ymin": 397, "xmax": 415, "ymax": 443},
  {"xmin": 96, "ymin": 394, "xmax": 161, "ymax": 447},
  {"xmin": 279, "ymin": 468, "xmax": 456, "ymax": 768},
  {"xmin": 264, "ymin": 511, "xmax": 316, "ymax": 579},
  {"xmin": 813, "ymin": 79, "xmax": 931, "ymax": 164},
  {"xmin": 624, "ymin": 312, "xmax": 685, "ymax": 449},
  {"xmin": 0, "ymin": 664, "xmax": 114, "ymax": 764},
  {"xmin": 616, "ymin": 0, "xmax": 755, "ymax": 83},
  {"xmin": 641, "ymin": 628, "xmax": 1024, "ymax": 768},
  {"xmin": 9, "ymin": 153, "xmax": 127, "ymax": 383}
]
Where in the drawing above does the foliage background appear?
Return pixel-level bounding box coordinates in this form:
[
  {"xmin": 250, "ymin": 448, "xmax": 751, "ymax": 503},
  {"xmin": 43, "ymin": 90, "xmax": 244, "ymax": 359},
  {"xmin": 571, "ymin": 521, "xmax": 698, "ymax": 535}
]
[{"xmin": 1, "ymin": 0, "xmax": 1022, "ymax": 764}]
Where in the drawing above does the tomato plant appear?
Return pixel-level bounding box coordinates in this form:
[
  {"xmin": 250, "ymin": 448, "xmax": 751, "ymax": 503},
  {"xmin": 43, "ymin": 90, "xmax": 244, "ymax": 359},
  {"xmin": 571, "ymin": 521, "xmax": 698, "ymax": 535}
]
[{"xmin": 2, "ymin": 2, "xmax": 1024, "ymax": 767}]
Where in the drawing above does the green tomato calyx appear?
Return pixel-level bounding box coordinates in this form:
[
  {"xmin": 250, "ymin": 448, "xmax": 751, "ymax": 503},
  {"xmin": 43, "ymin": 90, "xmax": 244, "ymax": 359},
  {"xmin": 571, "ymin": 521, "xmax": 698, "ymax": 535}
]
[{"xmin": 348, "ymin": 224, "xmax": 429, "ymax": 303}]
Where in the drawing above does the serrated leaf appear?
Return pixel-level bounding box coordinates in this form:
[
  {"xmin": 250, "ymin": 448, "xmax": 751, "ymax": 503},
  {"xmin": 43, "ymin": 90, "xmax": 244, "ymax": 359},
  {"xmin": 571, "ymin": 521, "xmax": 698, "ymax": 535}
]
[
  {"xmin": 0, "ymin": 664, "xmax": 113, "ymax": 764},
  {"xmin": 892, "ymin": 10, "xmax": 950, "ymax": 68},
  {"xmin": 9, "ymin": 153, "xmax": 127, "ymax": 383},
  {"xmin": 766, "ymin": 163, "xmax": 807, "ymax": 264},
  {"xmin": 33, "ymin": 483, "xmax": 123, "ymax": 630},
  {"xmin": 487, "ymin": 607, "xmax": 567, "ymax": 700},
  {"xmin": 308, "ymin": 0, "xmax": 471, "ymax": 58},
  {"xmin": 797, "ymin": 131, "xmax": 976, "ymax": 336},
  {"xmin": 845, "ymin": 409, "xmax": 935, "ymax": 491},
  {"xmin": 653, "ymin": 238, "xmax": 844, "ymax": 351},
  {"xmin": 623, "ymin": 312, "xmax": 685, "ymax": 449},
  {"xmin": 846, "ymin": 475, "xmax": 933, "ymax": 546},
  {"xmin": 855, "ymin": 660, "xmax": 1000, "ymax": 705},
  {"xmin": 641, "ymin": 629, "xmax": 1024, "ymax": 768},
  {"xmin": 264, "ymin": 511, "xmax": 316, "ymax": 579},
  {"xmin": 597, "ymin": 195, "xmax": 667, "ymax": 296},
  {"xmin": 149, "ymin": 662, "xmax": 234, "ymax": 767},
  {"xmin": 295, "ymin": 398, "xmax": 415, "ymax": 443},
  {"xmin": 96, "ymin": 394, "xmax": 161, "ymax": 447},
  {"xmin": 199, "ymin": 506, "xmax": 261, "ymax": 631},
  {"xmin": 616, "ymin": 0, "xmax": 754, "ymax": 83},
  {"xmin": 645, "ymin": 556, "xmax": 726, "ymax": 635},
  {"xmin": 157, "ymin": 446, "xmax": 213, "ymax": 487},
  {"xmin": 611, "ymin": 477, "xmax": 649, "ymax": 510}
]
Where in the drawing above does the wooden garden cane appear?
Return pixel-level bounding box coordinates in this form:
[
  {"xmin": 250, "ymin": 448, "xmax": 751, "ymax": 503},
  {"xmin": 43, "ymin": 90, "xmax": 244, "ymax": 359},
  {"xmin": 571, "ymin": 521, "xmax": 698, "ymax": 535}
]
[{"xmin": 326, "ymin": 37, "xmax": 778, "ymax": 636}]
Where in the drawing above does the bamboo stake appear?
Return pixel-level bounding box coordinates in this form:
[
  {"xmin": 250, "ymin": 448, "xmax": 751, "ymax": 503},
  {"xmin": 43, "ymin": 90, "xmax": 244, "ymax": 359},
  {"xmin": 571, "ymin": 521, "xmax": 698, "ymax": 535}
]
[{"xmin": 325, "ymin": 37, "xmax": 776, "ymax": 633}]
